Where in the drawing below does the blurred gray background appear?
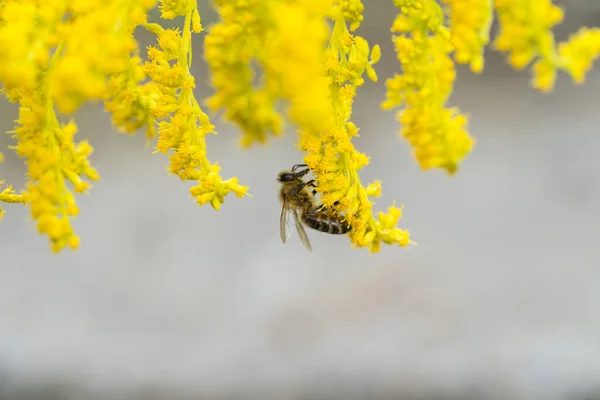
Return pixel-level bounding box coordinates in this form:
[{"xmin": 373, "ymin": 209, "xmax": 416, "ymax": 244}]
[{"xmin": 2, "ymin": 1, "xmax": 600, "ymax": 399}]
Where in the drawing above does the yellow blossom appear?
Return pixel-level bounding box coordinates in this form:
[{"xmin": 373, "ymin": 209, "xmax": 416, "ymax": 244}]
[
  {"xmin": 0, "ymin": 13, "xmax": 101, "ymax": 251},
  {"xmin": 143, "ymin": 3, "xmax": 249, "ymax": 209},
  {"xmin": 52, "ymin": 0, "xmax": 159, "ymax": 114},
  {"xmin": 1, "ymin": 0, "xmax": 599, "ymax": 253},
  {"xmin": 204, "ymin": 0, "xmax": 334, "ymax": 147},
  {"xmin": 493, "ymin": 0, "xmax": 600, "ymax": 92},
  {"xmin": 557, "ymin": 28, "xmax": 600, "ymax": 85},
  {"xmin": 298, "ymin": 8, "xmax": 412, "ymax": 252},
  {"xmin": 0, "ymin": 180, "xmax": 26, "ymax": 220},
  {"xmin": 441, "ymin": 0, "xmax": 492, "ymax": 73},
  {"xmin": 104, "ymin": 54, "xmax": 161, "ymax": 137},
  {"xmin": 337, "ymin": 0, "xmax": 365, "ymax": 31},
  {"xmin": 383, "ymin": 0, "xmax": 475, "ymax": 174}
]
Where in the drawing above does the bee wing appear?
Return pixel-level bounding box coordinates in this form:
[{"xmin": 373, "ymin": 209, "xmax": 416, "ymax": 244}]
[
  {"xmin": 280, "ymin": 201, "xmax": 291, "ymax": 244},
  {"xmin": 291, "ymin": 208, "xmax": 312, "ymax": 252}
]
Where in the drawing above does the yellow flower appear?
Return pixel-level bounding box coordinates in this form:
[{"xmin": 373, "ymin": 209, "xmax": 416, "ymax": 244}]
[
  {"xmin": 383, "ymin": 0, "xmax": 475, "ymax": 174},
  {"xmin": 104, "ymin": 54, "xmax": 161, "ymax": 137},
  {"xmin": 204, "ymin": 0, "xmax": 334, "ymax": 147},
  {"xmin": 52, "ymin": 0, "xmax": 158, "ymax": 114},
  {"xmin": 0, "ymin": 1, "xmax": 44, "ymax": 95},
  {"xmin": 493, "ymin": 0, "xmax": 600, "ymax": 91},
  {"xmin": 337, "ymin": 0, "xmax": 365, "ymax": 31},
  {"xmin": 143, "ymin": 3, "xmax": 249, "ymax": 210},
  {"xmin": 0, "ymin": 180, "xmax": 26, "ymax": 221},
  {"xmin": 0, "ymin": 0, "xmax": 248, "ymax": 251},
  {"xmin": 0, "ymin": 20, "xmax": 100, "ymax": 251},
  {"xmin": 298, "ymin": 8, "xmax": 412, "ymax": 252},
  {"xmin": 557, "ymin": 28, "xmax": 600, "ymax": 84},
  {"xmin": 441, "ymin": 0, "xmax": 492, "ymax": 73},
  {"xmin": 493, "ymin": 0, "xmax": 562, "ymax": 91},
  {"xmin": 1, "ymin": 0, "xmax": 598, "ymax": 253},
  {"xmin": 12, "ymin": 102, "xmax": 99, "ymax": 251}
]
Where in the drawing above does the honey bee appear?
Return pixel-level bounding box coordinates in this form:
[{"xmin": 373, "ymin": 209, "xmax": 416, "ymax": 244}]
[{"xmin": 278, "ymin": 164, "xmax": 351, "ymax": 251}]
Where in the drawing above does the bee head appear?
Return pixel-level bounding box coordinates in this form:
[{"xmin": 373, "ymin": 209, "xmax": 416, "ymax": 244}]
[{"xmin": 277, "ymin": 171, "xmax": 297, "ymax": 183}]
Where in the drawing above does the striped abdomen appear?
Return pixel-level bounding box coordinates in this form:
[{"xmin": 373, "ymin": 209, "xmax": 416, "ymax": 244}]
[{"xmin": 301, "ymin": 211, "xmax": 351, "ymax": 235}]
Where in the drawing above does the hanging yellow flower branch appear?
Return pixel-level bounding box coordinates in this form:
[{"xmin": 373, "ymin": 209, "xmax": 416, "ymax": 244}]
[{"xmin": 0, "ymin": 0, "xmax": 598, "ymax": 252}]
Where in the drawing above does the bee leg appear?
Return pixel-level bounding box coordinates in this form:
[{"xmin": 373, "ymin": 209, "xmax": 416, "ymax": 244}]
[
  {"xmin": 309, "ymin": 204, "xmax": 329, "ymax": 213},
  {"xmin": 309, "ymin": 205, "xmax": 324, "ymax": 213},
  {"xmin": 296, "ymin": 179, "xmax": 318, "ymax": 194},
  {"xmin": 310, "ymin": 200, "xmax": 341, "ymax": 214},
  {"xmin": 304, "ymin": 179, "xmax": 341, "ymax": 211},
  {"xmin": 307, "ymin": 180, "xmax": 326, "ymax": 200}
]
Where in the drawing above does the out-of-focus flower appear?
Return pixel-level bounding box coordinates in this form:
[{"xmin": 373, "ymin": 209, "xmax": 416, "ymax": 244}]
[
  {"xmin": 494, "ymin": 0, "xmax": 600, "ymax": 91},
  {"xmin": 204, "ymin": 0, "xmax": 334, "ymax": 147},
  {"xmin": 383, "ymin": 0, "xmax": 475, "ymax": 174}
]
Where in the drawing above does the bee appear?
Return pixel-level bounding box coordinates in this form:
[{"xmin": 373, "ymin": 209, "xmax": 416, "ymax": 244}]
[{"xmin": 278, "ymin": 164, "xmax": 351, "ymax": 251}]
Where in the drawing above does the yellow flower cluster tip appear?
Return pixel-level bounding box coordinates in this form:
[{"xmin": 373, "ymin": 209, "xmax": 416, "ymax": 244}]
[
  {"xmin": 494, "ymin": 0, "xmax": 600, "ymax": 91},
  {"xmin": 0, "ymin": 0, "xmax": 598, "ymax": 252},
  {"xmin": 382, "ymin": 0, "xmax": 475, "ymax": 174},
  {"xmin": 0, "ymin": 179, "xmax": 25, "ymax": 221},
  {"xmin": 142, "ymin": 5, "xmax": 249, "ymax": 211}
]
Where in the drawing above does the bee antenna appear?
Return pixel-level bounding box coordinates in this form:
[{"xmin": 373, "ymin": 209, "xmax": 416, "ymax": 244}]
[{"xmin": 291, "ymin": 164, "xmax": 309, "ymax": 173}]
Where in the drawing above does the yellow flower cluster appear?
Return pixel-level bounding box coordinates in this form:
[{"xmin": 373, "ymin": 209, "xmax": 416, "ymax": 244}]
[
  {"xmin": 0, "ymin": 0, "xmax": 110, "ymax": 251},
  {"xmin": 383, "ymin": 0, "xmax": 474, "ymax": 174},
  {"xmin": 558, "ymin": 29, "xmax": 600, "ymax": 84},
  {"xmin": 0, "ymin": 0, "xmax": 599, "ymax": 253},
  {"xmin": 494, "ymin": 0, "xmax": 600, "ymax": 91},
  {"xmin": 338, "ymin": 0, "xmax": 365, "ymax": 31},
  {"xmin": 298, "ymin": 9, "xmax": 412, "ymax": 252},
  {"xmin": 204, "ymin": 0, "xmax": 334, "ymax": 147},
  {"xmin": 52, "ymin": 0, "xmax": 157, "ymax": 114},
  {"xmin": 441, "ymin": 0, "xmax": 492, "ymax": 73},
  {"xmin": 204, "ymin": 0, "xmax": 411, "ymax": 251},
  {"xmin": 143, "ymin": 5, "xmax": 249, "ymax": 210},
  {"xmin": 11, "ymin": 102, "xmax": 99, "ymax": 251},
  {"xmin": 0, "ymin": 0, "xmax": 247, "ymax": 251},
  {"xmin": 0, "ymin": 180, "xmax": 25, "ymax": 221}
]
